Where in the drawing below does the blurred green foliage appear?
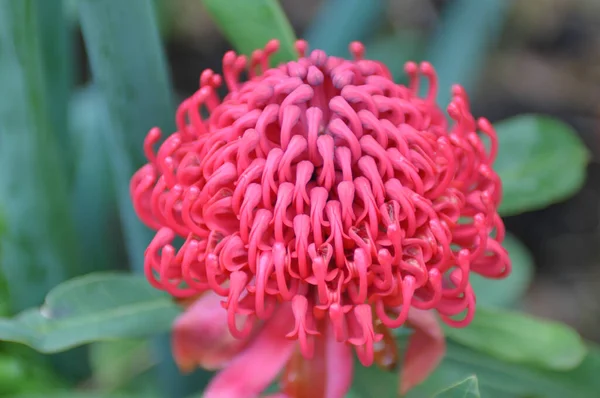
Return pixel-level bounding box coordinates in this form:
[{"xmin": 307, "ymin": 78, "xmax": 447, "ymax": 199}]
[
  {"xmin": 203, "ymin": 0, "xmax": 297, "ymax": 65},
  {"xmin": 304, "ymin": 0, "xmax": 386, "ymax": 57},
  {"xmin": 432, "ymin": 376, "xmax": 480, "ymax": 398},
  {"xmin": 0, "ymin": 0, "xmax": 81, "ymax": 313},
  {"xmin": 0, "ymin": 273, "xmax": 180, "ymax": 353},
  {"xmin": 0, "ymin": 0, "xmax": 593, "ymax": 397},
  {"xmin": 78, "ymin": 0, "xmax": 174, "ymax": 270},
  {"xmin": 443, "ymin": 308, "xmax": 586, "ymax": 371},
  {"xmin": 495, "ymin": 115, "xmax": 590, "ymax": 216}
]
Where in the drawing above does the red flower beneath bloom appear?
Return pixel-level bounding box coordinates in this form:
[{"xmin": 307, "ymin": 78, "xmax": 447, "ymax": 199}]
[{"xmin": 131, "ymin": 39, "xmax": 510, "ymax": 397}]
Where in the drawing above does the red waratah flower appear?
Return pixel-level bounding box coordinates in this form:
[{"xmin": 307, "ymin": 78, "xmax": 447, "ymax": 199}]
[{"xmin": 130, "ymin": 40, "xmax": 510, "ymax": 398}]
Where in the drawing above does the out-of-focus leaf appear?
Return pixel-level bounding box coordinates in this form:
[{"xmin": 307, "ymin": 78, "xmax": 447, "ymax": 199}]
[
  {"xmin": 35, "ymin": 0, "xmax": 72, "ymax": 172},
  {"xmin": 78, "ymin": 0, "xmax": 174, "ymax": 167},
  {"xmin": 153, "ymin": 0, "xmax": 176, "ymax": 38},
  {"xmin": 469, "ymin": 233, "xmax": 534, "ymax": 308},
  {"xmin": 107, "ymin": 363, "xmax": 166, "ymax": 397},
  {"xmin": 365, "ymin": 31, "xmax": 426, "ymax": 82},
  {"xmin": 0, "ymin": 354, "xmax": 27, "ymax": 395},
  {"xmin": 0, "ymin": 352, "xmax": 65, "ymax": 395},
  {"xmin": 444, "ymin": 307, "xmax": 586, "ymax": 371},
  {"xmin": 304, "ymin": 0, "xmax": 386, "ymax": 57},
  {"xmin": 78, "ymin": 0, "xmax": 175, "ymax": 270},
  {"xmin": 495, "ymin": 115, "xmax": 589, "ymax": 215},
  {"xmin": 69, "ymin": 86, "xmax": 118, "ymax": 274},
  {"xmin": 0, "ymin": 208, "xmax": 9, "ymax": 317},
  {"xmin": 424, "ymin": 0, "xmax": 510, "ymax": 107},
  {"xmin": 0, "ymin": 277, "xmax": 9, "ymax": 317},
  {"xmin": 89, "ymin": 340, "xmax": 154, "ymax": 391},
  {"xmin": 0, "ymin": 0, "xmax": 82, "ymax": 311},
  {"xmin": 350, "ymin": 355, "xmax": 397, "ymax": 398},
  {"xmin": 151, "ymin": 333, "xmax": 215, "ymax": 398},
  {"xmin": 356, "ymin": 334, "xmax": 596, "ymax": 398},
  {"xmin": 433, "ymin": 376, "xmax": 480, "ymax": 398},
  {"xmin": 0, "ymin": 273, "xmax": 180, "ymax": 353},
  {"xmin": 15, "ymin": 394, "xmax": 156, "ymax": 398},
  {"xmin": 345, "ymin": 391, "xmax": 362, "ymax": 398},
  {"xmin": 408, "ymin": 343, "xmax": 600, "ymax": 398},
  {"xmin": 202, "ymin": 0, "xmax": 296, "ymax": 64},
  {"xmin": 350, "ymin": 329, "xmax": 415, "ymax": 397}
]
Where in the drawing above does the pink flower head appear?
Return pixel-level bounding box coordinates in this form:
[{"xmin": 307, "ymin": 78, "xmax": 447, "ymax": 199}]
[{"xmin": 131, "ymin": 40, "xmax": 510, "ymax": 397}]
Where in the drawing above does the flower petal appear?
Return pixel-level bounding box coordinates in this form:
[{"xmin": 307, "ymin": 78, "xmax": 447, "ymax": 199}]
[
  {"xmin": 172, "ymin": 292, "xmax": 251, "ymax": 372},
  {"xmin": 204, "ymin": 306, "xmax": 296, "ymax": 398},
  {"xmin": 399, "ymin": 308, "xmax": 446, "ymax": 395},
  {"xmin": 325, "ymin": 325, "xmax": 353, "ymax": 398}
]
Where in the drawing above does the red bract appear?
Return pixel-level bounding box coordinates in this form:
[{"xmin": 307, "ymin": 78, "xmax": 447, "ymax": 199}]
[{"xmin": 131, "ymin": 39, "xmax": 510, "ymax": 396}]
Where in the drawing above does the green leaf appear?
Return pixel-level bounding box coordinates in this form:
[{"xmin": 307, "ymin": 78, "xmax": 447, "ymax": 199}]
[
  {"xmin": 14, "ymin": 393, "xmax": 155, "ymax": 398},
  {"xmin": 0, "ymin": 354, "xmax": 28, "ymax": 395},
  {"xmin": 0, "ymin": 277, "xmax": 9, "ymax": 317},
  {"xmin": 350, "ymin": 355, "xmax": 398, "ymax": 398},
  {"xmin": 69, "ymin": 86, "xmax": 118, "ymax": 274},
  {"xmin": 153, "ymin": 0, "xmax": 176, "ymax": 39},
  {"xmin": 303, "ymin": 0, "xmax": 386, "ymax": 57},
  {"xmin": 78, "ymin": 0, "xmax": 175, "ymax": 168},
  {"xmin": 0, "ymin": 0, "xmax": 82, "ymax": 312},
  {"xmin": 444, "ymin": 308, "xmax": 586, "ymax": 371},
  {"xmin": 0, "ymin": 208, "xmax": 10, "ymax": 316},
  {"xmin": 495, "ymin": 115, "xmax": 589, "ymax": 215},
  {"xmin": 409, "ymin": 343, "xmax": 600, "ymax": 398},
  {"xmin": 89, "ymin": 340, "xmax": 154, "ymax": 391},
  {"xmin": 78, "ymin": 0, "xmax": 175, "ymax": 271},
  {"xmin": 202, "ymin": 0, "xmax": 296, "ymax": 64},
  {"xmin": 0, "ymin": 273, "xmax": 180, "ymax": 353},
  {"xmin": 0, "ymin": 351, "xmax": 65, "ymax": 395},
  {"xmin": 468, "ymin": 233, "xmax": 534, "ymax": 308},
  {"xmin": 345, "ymin": 391, "xmax": 363, "ymax": 398},
  {"xmin": 433, "ymin": 376, "xmax": 480, "ymax": 398},
  {"xmin": 424, "ymin": 0, "xmax": 510, "ymax": 107},
  {"xmin": 151, "ymin": 334, "xmax": 214, "ymax": 398},
  {"xmin": 494, "ymin": 115, "xmax": 590, "ymax": 216},
  {"xmin": 35, "ymin": 0, "xmax": 73, "ymax": 174},
  {"xmin": 350, "ymin": 329, "xmax": 416, "ymax": 397},
  {"xmin": 353, "ymin": 337, "xmax": 600, "ymax": 398},
  {"xmin": 365, "ymin": 31, "xmax": 426, "ymax": 82}
]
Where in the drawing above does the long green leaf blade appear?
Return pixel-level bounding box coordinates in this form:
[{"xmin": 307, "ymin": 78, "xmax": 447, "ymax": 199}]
[
  {"xmin": 78, "ymin": 0, "xmax": 175, "ymax": 271},
  {"xmin": 79, "ymin": 0, "xmax": 175, "ymax": 168},
  {"xmin": 424, "ymin": 0, "xmax": 510, "ymax": 107},
  {"xmin": 0, "ymin": 0, "xmax": 81, "ymax": 311},
  {"xmin": 304, "ymin": 0, "xmax": 386, "ymax": 57},
  {"xmin": 365, "ymin": 31, "xmax": 426, "ymax": 82},
  {"xmin": 35, "ymin": 0, "xmax": 73, "ymax": 172},
  {"xmin": 69, "ymin": 87, "xmax": 118, "ymax": 274},
  {"xmin": 202, "ymin": 0, "xmax": 297, "ymax": 64}
]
